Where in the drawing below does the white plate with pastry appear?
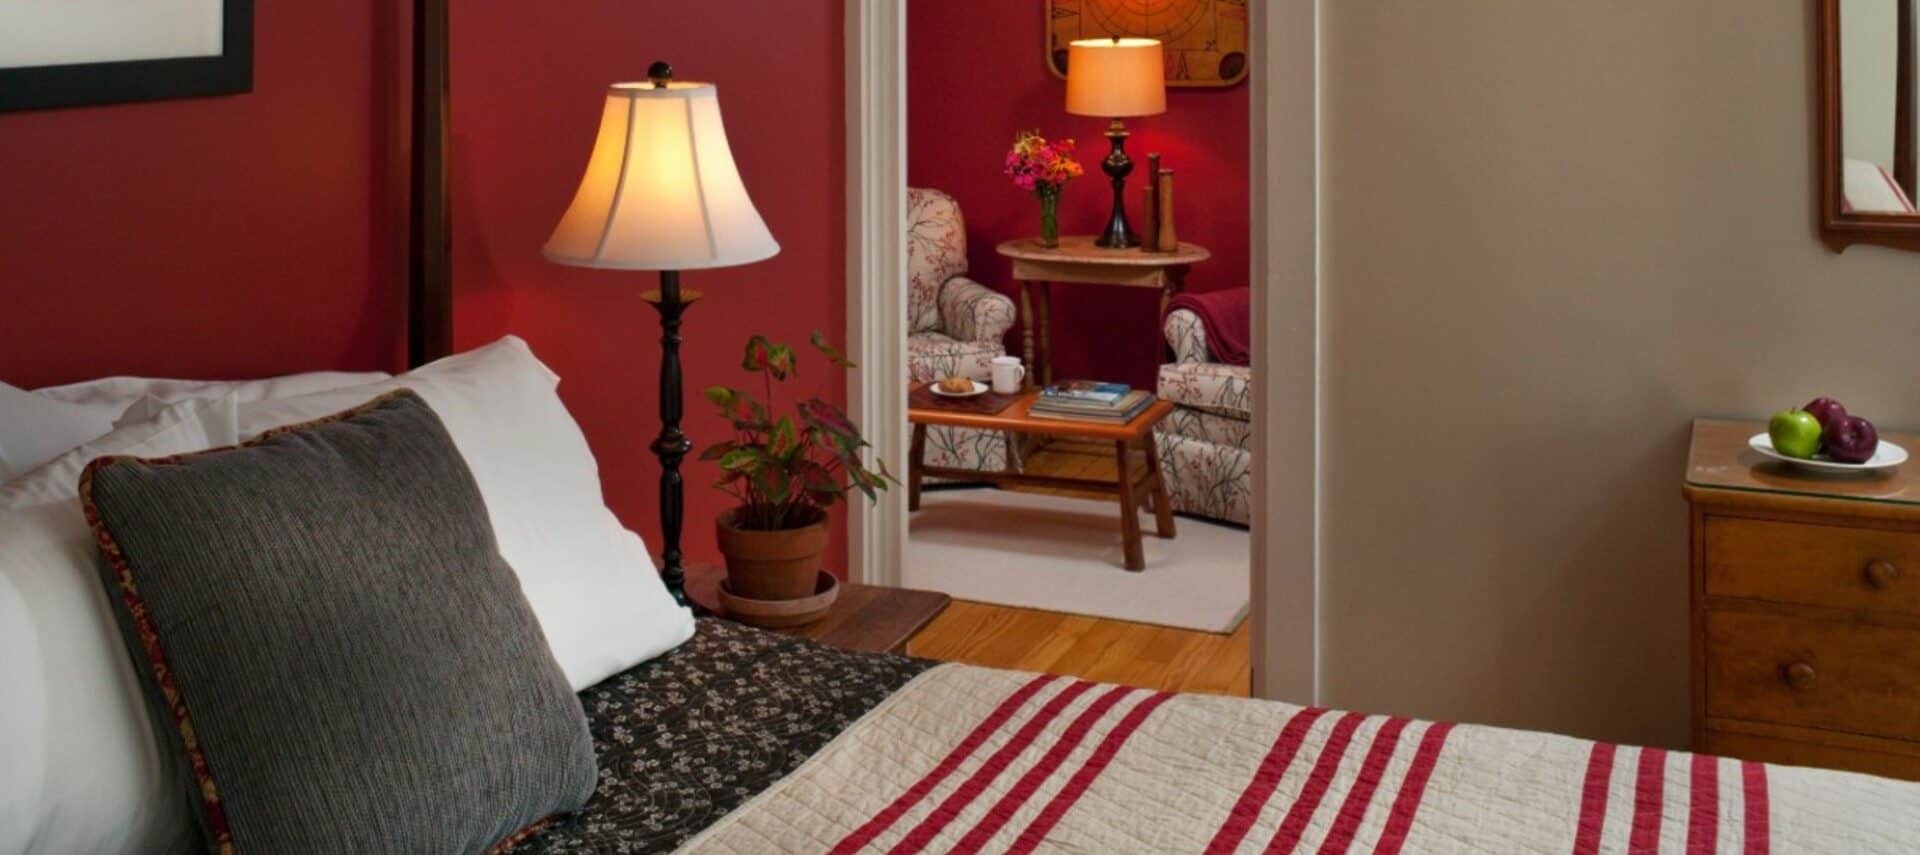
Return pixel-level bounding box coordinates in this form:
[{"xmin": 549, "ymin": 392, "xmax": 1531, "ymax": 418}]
[{"xmin": 929, "ymin": 378, "xmax": 988, "ymax": 398}]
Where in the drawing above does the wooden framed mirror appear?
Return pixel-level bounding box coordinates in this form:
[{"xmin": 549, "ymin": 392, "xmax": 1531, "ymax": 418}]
[{"xmin": 1820, "ymin": 0, "xmax": 1920, "ymax": 252}]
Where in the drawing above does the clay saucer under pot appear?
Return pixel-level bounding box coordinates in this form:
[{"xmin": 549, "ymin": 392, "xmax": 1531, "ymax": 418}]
[{"xmin": 716, "ymin": 570, "xmax": 839, "ymax": 628}]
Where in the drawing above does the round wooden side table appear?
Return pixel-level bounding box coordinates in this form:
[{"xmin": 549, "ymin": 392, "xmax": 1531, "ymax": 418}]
[{"xmin": 994, "ymin": 236, "xmax": 1210, "ymax": 388}]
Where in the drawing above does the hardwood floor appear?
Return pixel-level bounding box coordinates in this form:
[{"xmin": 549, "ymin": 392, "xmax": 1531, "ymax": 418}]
[
  {"xmin": 907, "ymin": 600, "xmax": 1251, "ymax": 697},
  {"xmin": 1005, "ymin": 437, "xmax": 1124, "ymax": 501},
  {"xmin": 905, "ymin": 436, "xmax": 1251, "ymax": 698}
]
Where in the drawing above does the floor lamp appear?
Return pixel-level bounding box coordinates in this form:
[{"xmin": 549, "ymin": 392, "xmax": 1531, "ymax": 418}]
[{"xmin": 543, "ymin": 62, "xmax": 780, "ymax": 606}]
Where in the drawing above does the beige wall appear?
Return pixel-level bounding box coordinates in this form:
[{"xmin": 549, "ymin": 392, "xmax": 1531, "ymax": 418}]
[{"xmin": 1320, "ymin": 2, "xmax": 1920, "ymax": 747}]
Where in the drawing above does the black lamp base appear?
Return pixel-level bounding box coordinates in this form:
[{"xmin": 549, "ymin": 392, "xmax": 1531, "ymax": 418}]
[
  {"xmin": 640, "ymin": 270, "xmax": 701, "ymax": 608},
  {"xmin": 1096, "ymin": 118, "xmax": 1139, "ymax": 249}
]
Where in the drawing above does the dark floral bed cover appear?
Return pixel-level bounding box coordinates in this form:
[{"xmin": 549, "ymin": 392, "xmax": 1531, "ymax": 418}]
[{"xmin": 508, "ymin": 618, "xmax": 934, "ymax": 853}]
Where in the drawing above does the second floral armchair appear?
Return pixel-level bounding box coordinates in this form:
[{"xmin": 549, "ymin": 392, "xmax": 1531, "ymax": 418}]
[{"xmin": 907, "ymin": 187, "xmax": 1017, "ymax": 472}]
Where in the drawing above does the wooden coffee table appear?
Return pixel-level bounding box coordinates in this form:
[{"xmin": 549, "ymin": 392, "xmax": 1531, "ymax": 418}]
[{"xmin": 908, "ymin": 388, "xmax": 1177, "ymax": 570}]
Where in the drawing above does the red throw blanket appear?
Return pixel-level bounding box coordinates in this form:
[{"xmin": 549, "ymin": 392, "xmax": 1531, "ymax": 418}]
[{"xmin": 1166, "ymin": 287, "xmax": 1251, "ymax": 366}]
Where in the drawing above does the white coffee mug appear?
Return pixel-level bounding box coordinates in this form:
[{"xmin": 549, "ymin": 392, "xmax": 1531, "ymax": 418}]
[{"xmin": 990, "ymin": 356, "xmax": 1026, "ymax": 394}]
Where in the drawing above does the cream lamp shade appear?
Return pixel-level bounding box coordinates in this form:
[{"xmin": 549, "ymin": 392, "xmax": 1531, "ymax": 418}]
[
  {"xmin": 543, "ymin": 80, "xmax": 779, "ymax": 270},
  {"xmin": 1064, "ymin": 37, "xmax": 1167, "ymax": 118}
]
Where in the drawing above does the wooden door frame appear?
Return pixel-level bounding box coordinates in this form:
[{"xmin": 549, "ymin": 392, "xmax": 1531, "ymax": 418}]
[{"xmin": 843, "ymin": 1, "xmax": 1320, "ymax": 703}]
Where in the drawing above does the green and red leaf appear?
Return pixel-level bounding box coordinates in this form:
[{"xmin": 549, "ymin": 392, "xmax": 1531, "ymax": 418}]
[
  {"xmin": 718, "ymin": 447, "xmax": 763, "ymax": 472},
  {"xmin": 809, "ymin": 331, "xmax": 855, "ymax": 368},
  {"xmin": 766, "ymin": 343, "xmax": 796, "ymax": 380},
  {"xmin": 799, "ymin": 398, "xmax": 860, "ymax": 442},
  {"xmin": 741, "ymin": 335, "xmax": 772, "ymax": 372}
]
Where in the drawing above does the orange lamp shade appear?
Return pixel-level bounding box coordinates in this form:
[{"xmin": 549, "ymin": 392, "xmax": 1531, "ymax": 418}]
[{"xmin": 1064, "ymin": 37, "xmax": 1167, "ymax": 119}]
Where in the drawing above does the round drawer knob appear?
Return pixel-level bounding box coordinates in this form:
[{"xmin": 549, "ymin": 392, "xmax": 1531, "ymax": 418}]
[
  {"xmin": 1865, "ymin": 559, "xmax": 1901, "ymax": 590},
  {"xmin": 1783, "ymin": 662, "xmax": 1817, "ymax": 692}
]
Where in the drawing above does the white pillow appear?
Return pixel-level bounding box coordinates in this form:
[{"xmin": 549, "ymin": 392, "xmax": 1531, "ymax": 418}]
[
  {"xmin": 0, "ymin": 572, "xmax": 44, "ymax": 854},
  {"xmin": 0, "ymin": 395, "xmax": 238, "ymax": 855},
  {"xmin": 0, "ymin": 395, "xmax": 239, "ymax": 512},
  {"xmin": 238, "ymin": 336, "xmax": 694, "ymax": 690},
  {"xmin": 33, "ymin": 370, "xmax": 390, "ymax": 424},
  {"xmin": 0, "ymin": 382, "xmax": 118, "ymax": 484}
]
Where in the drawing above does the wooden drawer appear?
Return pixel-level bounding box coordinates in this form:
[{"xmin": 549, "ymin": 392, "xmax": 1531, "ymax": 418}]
[
  {"xmin": 1704, "ymin": 516, "xmax": 1920, "ymax": 616},
  {"xmin": 1706, "ymin": 610, "xmax": 1920, "ymax": 743},
  {"xmin": 1699, "ymin": 728, "xmax": 1920, "ymax": 781}
]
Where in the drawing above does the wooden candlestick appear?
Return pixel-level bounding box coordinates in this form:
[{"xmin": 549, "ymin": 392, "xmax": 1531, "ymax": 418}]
[
  {"xmin": 1154, "ymin": 169, "xmax": 1176, "ymax": 252},
  {"xmin": 1142, "ymin": 153, "xmax": 1163, "ymax": 251}
]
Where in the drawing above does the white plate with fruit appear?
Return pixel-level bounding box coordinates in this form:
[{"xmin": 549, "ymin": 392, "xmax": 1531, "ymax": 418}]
[{"xmin": 1753, "ymin": 397, "xmax": 1908, "ymax": 473}]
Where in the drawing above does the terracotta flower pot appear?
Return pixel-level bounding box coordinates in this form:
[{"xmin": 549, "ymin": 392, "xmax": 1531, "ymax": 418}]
[{"xmin": 715, "ymin": 509, "xmax": 828, "ymax": 601}]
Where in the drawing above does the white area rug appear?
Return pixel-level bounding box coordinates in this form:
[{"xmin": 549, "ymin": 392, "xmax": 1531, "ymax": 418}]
[{"xmin": 905, "ymin": 489, "xmax": 1249, "ymax": 633}]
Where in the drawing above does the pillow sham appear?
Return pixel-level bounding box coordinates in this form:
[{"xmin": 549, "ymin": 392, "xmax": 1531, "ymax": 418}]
[
  {"xmin": 0, "ymin": 395, "xmax": 237, "ymax": 855},
  {"xmin": 82, "ymin": 390, "xmax": 597, "ymax": 852},
  {"xmin": 0, "ymin": 381, "xmax": 118, "ymax": 483},
  {"xmin": 32, "ymin": 369, "xmax": 390, "ymax": 422},
  {"xmin": 237, "ymin": 336, "xmax": 694, "ymax": 689}
]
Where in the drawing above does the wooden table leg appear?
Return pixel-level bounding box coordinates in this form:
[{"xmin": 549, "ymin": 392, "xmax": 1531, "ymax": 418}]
[
  {"xmin": 1144, "ymin": 430, "xmax": 1176, "ymax": 538},
  {"xmin": 1019, "ymin": 281, "xmax": 1036, "ymax": 389},
  {"xmin": 1161, "ymin": 265, "xmax": 1190, "ymax": 318},
  {"xmin": 1038, "ymin": 281, "xmax": 1053, "ymax": 388},
  {"xmin": 1115, "ymin": 439, "xmax": 1145, "ymax": 571},
  {"xmin": 909, "ymin": 423, "xmax": 926, "ymax": 511}
]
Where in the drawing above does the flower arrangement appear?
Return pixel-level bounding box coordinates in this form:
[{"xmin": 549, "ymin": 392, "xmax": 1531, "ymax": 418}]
[
  {"xmin": 1004, "ymin": 130, "xmax": 1083, "ymax": 247},
  {"xmin": 701, "ymin": 332, "xmax": 893, "ymax": 532}
]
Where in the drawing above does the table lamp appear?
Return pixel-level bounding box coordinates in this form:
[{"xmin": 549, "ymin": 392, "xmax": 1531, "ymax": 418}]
[
  {"xmin": 1065, "ymin": 37, "xmax": 1167, "ymax": 248},
  {"xmin": 544, "ymin": 61, "xmax": 779, "ymax": 606}
]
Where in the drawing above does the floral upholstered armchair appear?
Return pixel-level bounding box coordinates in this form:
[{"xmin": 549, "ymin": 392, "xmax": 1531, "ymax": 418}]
[
  {"xmin": 908, "ymin": 188, "xmax": 1018, "ymax": 472},
  {"xmin": 1154, "ymin": 310, "xmax": 1253, "ymax": 525}
]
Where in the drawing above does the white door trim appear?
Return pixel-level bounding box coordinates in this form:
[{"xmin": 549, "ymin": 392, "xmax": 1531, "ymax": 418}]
[
  {"xmin": 843, "ymin": 0, "xmax": 1320, "ymax": 703},
  {"xmin": 843, "ymin": 0, "xmax": 908, "ymax": 588},
  {"xmin": 1249, "ymin": 0, "xmax": 1320, "ymax": 702}
]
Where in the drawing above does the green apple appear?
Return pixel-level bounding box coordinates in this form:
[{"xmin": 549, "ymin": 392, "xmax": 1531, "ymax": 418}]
[{"xmin": 1769, "ymin": 408, "xmax": 1823, "ymax": 459}]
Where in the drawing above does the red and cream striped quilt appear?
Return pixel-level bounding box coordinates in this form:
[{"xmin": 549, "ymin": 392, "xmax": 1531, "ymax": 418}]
[{"xmin": 679, "ymin": 665, "xmax": 1920, "ymax": 853}]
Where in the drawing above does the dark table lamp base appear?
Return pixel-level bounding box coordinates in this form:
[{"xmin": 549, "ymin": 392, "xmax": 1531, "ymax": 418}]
[{"xmin": 1096, "ymin": 118, "xmax": 1140, "ymax": 249}]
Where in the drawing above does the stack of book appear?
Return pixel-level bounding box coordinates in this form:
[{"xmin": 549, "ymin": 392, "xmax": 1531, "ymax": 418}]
[{"xmin": 1030, "ymin": 380, "xmax": 1156, "ymax": 423}]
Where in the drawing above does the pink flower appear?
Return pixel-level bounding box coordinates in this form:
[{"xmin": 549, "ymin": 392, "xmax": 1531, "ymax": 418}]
[{"xmin": 1005, "ymin": 130, "xmax": 1083, "ymax": 196}]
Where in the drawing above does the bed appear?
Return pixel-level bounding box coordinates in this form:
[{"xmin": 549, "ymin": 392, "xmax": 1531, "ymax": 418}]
[
  {"xmin": 6, "ymin": 5, "xmax": 1920, "ymax": 855},
  {"xmin": 495, "ymin": 617, "xmax": 1918, "ymax": 854}
]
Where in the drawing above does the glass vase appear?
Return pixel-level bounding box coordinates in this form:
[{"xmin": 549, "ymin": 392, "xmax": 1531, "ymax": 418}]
[{"xmin": 1037, "ymin": 190, "xmax": 1060, "ymax": 248}]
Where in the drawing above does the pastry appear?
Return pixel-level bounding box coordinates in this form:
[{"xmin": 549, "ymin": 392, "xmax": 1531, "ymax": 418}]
[{"xmin": 937, "ymin": 375, "xmax": 974, "ymax": 394}]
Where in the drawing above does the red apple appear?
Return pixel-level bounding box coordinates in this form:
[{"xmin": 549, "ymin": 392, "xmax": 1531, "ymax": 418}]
[
  {"xmin": 1825, "ymin": 415, "xmax": 1879, "ymax": 464},
  {"xmin": 1803, "ymin": 396, "xmax": 1848, "ymax": 433}
]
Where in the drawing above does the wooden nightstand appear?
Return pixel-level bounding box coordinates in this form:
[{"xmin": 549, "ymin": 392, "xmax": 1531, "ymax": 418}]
[
  {"xmin": 684, "ymin": 563, "xmax": 949, "ymax": 655},
  {"xmin": 1684, "ymin": 419, "xmax": 1920, "ymax": 780}
]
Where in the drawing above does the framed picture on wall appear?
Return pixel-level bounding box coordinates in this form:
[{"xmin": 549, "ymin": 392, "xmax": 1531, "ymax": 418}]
[
  {"xmin": 1047, "ymin": 0, "xmax": 1248, "ymax": 87},
  {"xmin": 0, "ymin": 0, "xmax": 253, "ymax": 113}
]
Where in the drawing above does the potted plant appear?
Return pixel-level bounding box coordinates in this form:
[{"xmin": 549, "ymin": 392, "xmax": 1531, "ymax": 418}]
[{"xmin": 702, "ymin": 333, "xmax": 893, "ymax": 603}]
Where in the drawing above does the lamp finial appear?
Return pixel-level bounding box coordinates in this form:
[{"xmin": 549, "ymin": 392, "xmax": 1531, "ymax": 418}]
[{"xmin": 648, "ymin": 61, "xmax": 673, "ymax": 89}]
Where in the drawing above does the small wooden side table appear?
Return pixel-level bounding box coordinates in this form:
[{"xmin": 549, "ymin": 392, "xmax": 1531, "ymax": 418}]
[
  {"xmin": 1683, "ymin": 419, "xmax": 1920, "ymax": 780},
  {"xmin": 684, "ymin": 563, "xmax": 949, "ymax": 654},
  {"xmin": 995, "ymin": 236, "xmax": 1210, "ymax": 388}
]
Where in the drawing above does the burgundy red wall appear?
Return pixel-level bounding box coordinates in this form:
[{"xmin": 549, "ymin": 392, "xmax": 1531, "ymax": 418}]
[
  {"xmin": 909, "ymin": 1, "xmax": 1250, "ymax": 389},
  {"xmin": 0, "ymin": 2, "xmax": 402, "ymax": 388},
  {"xmin": 0, "ymin": 2, "xmax": 848, "ymax": 572}
]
